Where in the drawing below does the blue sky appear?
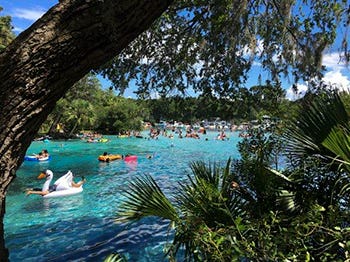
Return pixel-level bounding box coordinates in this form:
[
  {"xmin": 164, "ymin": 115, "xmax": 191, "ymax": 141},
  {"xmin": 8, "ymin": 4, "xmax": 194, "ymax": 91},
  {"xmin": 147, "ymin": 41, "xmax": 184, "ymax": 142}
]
[{"xmin": 2, "ymin": 0, "xmax": 350, "ymax": 100}]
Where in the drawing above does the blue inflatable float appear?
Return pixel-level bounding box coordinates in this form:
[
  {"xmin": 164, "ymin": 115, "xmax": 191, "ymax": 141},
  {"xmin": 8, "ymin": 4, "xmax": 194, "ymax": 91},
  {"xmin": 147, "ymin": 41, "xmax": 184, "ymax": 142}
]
[{"xmin": 24, "ymin": 155, "xmax": 52, "ymax": 161}]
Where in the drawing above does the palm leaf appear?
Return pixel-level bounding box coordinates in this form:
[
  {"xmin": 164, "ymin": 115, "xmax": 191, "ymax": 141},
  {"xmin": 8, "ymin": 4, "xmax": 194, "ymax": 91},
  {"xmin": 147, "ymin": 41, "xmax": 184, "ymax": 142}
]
[
  {"xmin": 322, "ymin": 126, "xmax": 350, "ymax": 172},
  {"xmin": 284, "ymin": 91, "xmax": 349, "ymax": 161},
  {"xmin": 177, "ymin": 160, "xmax": 245, "ymax": 227},
  {"xmin": 265, "ymin": 167, "xmax": 298, "ymax": 212},
  {"xmin": 117, "ymin": 175, "xmax": 179, "ymax": 223},
  {"xmin": 117, "ymin": 160, "xmax": 250, "ymax": 260},
  {"xmin": 189, "ymin": 160, "xmax": 220, "ymax": 186},
  {"xmin": 277, "ymin": 189, "xmax": 297, "ymax": 212},
  {"xmin": 221, "ymin": 159, "xmax": 249, "ymax": 218},
  {"xmin": 339, "ymin": 182, "xmax": 350, "ymax": 196},
  {"xmin": 266, "ymin": 167, "xmax": 293, "ymax": 183},
  {"xmin": 319, "ymin": 124, "xmax": 350, "ymax": 199},
  {"xmin": 104, "ymin": 253, "xmax": 127, "ymax": 262}
]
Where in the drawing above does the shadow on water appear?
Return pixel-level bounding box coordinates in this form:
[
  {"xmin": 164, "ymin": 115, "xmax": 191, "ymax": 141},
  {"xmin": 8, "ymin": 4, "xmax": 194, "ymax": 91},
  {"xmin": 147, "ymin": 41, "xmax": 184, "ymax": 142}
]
[{"xmin": 8, "ymin": 214, "xmax": 172, "ymax": 262}]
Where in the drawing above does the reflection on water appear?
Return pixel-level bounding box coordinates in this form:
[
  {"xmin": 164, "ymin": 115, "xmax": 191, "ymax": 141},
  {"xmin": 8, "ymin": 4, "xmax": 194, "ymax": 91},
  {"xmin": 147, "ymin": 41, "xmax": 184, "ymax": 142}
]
[
  {"xmin": 125, "ymin": 161, "xmax": 138, "ymax": 171},
  {"xmin": 5, "ymin": 131, "xmax": 241, "ymax": 261}
]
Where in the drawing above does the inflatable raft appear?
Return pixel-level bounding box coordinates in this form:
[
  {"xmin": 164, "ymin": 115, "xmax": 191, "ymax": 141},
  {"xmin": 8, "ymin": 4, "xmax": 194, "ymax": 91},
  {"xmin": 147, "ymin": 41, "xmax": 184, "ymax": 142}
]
[
  {"xmin": 98, "ymin": 154, "xmax": 123, "ymax": 162},
  {"xmin": 43, "ymin": 170, "xmax": 84, "ymax": 198},
  {"xmin": 44, "ymin": 186, "xmax": 83, "ymax": 198},
  {"xmin": 24, "ymin": 155, "xmax": 51, "ymax": 161},
  {"xmin": 124, "ymin": 155, "xmax": 137, "ymax": 162}
]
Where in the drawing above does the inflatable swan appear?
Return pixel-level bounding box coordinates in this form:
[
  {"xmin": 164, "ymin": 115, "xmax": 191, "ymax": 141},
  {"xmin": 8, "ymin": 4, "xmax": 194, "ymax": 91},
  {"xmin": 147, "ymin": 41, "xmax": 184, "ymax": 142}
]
[{"xmin": 39, "ymin": 170, "xmax": 83, "ymax": 198}]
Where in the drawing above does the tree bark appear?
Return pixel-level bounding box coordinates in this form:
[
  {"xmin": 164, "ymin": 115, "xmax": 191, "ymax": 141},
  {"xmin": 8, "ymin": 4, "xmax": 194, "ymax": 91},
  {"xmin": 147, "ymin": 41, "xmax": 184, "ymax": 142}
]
[{"xmin": 0, "ymin": 0, "xmax": 173, "ymax": 260}]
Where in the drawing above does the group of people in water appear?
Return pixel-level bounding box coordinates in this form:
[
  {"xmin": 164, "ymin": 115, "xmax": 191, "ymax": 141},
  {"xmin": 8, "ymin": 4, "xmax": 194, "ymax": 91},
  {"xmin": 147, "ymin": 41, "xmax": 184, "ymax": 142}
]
[
  {"xmin": 79, "ymin": 127, "xmax": 231, "ymax": 141},
  {"xmin": 147, "ymin": 127, "xmax": 229, "ymax": 141},
  {"xmin": 25, "ymin": 147, "xmax": 86, "ymax": 196},
  {"xmin": 26, "ymin": 127, "xmax": 232, "ymax": 197}
]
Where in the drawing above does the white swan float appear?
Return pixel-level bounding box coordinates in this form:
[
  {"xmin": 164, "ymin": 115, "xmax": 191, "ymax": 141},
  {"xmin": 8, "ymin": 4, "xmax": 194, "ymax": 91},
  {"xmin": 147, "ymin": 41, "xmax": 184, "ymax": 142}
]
[{"xmin": 39, "ymin": 170, "xmax": 83, "ymax": 198}]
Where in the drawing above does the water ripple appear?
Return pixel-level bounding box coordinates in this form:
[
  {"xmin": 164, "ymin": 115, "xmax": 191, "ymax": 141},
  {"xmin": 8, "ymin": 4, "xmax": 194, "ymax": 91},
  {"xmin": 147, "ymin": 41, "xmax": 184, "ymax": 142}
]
[{"xmin": 6, "ymin": 132, "xmax": 240, "ymax": 261}]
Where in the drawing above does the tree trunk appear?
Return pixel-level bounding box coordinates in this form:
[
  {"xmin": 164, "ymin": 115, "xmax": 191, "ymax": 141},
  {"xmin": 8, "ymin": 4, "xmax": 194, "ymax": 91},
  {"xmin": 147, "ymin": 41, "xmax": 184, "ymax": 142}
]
[
  {"xmin": 48, "ymin": 114, "xmax": 62, "ymax": 135},
  {"xmin": 0, "ymin": 0, "xmax": 173, "ymax": 260},
  {"xmin": 68, "ymin": 119, "xmax": 79, "ymax": 138}
]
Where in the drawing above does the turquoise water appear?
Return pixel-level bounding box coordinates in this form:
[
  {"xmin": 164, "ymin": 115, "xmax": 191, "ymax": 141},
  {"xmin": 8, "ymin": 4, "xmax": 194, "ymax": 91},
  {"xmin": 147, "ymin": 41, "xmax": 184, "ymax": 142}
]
[{"xmin": 5, "ymin": 131, "xmax": 241, "ymax": 261}]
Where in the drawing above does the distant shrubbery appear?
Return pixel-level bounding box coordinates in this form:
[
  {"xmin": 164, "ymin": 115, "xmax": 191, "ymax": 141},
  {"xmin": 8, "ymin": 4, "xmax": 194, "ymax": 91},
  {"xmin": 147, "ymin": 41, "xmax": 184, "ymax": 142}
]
[{"xmin": 41, "ymin": 74, "xmax": 298, "ymax": 136}]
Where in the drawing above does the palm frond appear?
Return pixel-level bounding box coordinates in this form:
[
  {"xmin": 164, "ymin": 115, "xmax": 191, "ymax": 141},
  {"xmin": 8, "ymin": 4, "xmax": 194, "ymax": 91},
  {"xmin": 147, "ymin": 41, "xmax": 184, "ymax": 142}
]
[
  {"xmin": 339, "ymin": 183, "xmax": 350, "ymax": 196},
  {"xmin": 330, "ymin": 175, "xmax": 350, "ymax": 201},
  {"xmin": 221, "ymin": 158, "xmax": 234, "ymax": 194},
  {"xmin": 117, "ymin": 175, "xmax": 179, "ymax": 223},
  {"xmin": 277, "ymin": 189, "xmax": 297, "ymax": 212},
  {"xmin": 104, "ymin": 253, "xmax": 127, "ymax": 262},
  {"xmin": 322, "ymin": 126, "xmax": 350, "ymax": 172},
  {"xmin": 176, "ymin": 160, "xmax": 245, "ymax": 227},
  {"xmin": 189, "ymin": 160, "xmax": 220, "ymax": 187},
  {"xmin": 265, "ymin": 167, "xmax": 293, "ymax": 183},
  {"xmin": 284, "ymin": 91, "xmax": 349, "ymax": 161}
]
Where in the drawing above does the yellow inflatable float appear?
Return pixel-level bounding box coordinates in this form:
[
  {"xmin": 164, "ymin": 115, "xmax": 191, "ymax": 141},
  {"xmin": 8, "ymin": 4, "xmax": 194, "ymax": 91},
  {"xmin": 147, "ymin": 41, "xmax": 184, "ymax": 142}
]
[{"xmin": 98, "ymin": 154, "xmax": 123, "ymax": 162}]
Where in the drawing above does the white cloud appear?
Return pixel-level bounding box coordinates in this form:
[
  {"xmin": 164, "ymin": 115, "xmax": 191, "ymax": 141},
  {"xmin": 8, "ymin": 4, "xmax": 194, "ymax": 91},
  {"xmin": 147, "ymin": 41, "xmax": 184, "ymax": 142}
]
[
  {"xmin": 13, "ymin": 8, "xmax": 45, "ymax": 21},
  {"xmin": 322, "ymin": 70, "xmax": 350, "ymax": 91},
  {"xmin": 285, "ymin": 70, "xmax": 350, "ymax": 101},
  {"xmin": 322, "ymin": 52, "xmax": 347, "ymax": 71},
  {"xmin": 322, "ymin": 52, "xmax": 350, "ymax": 91},
  {"xmin": 286, "ymin": 83, "xmax": 308, "ymax": 101},
  {"xmin": 285, "ymin": 52, "xmax": 350, "ymax": 100}
]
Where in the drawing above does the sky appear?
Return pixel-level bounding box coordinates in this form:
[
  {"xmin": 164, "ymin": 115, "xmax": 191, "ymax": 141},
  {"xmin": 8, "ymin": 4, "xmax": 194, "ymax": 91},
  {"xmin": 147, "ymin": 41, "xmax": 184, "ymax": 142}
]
[{"xmin": 1, "ymin": 0, "xmax": 350, "ymax": 100}]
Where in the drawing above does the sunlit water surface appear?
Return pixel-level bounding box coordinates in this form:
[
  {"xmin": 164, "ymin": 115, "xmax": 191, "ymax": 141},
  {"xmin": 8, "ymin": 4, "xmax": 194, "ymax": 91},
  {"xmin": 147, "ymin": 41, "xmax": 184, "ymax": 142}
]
[{"xmin": 5, "ymin": 131, "xmax": 241, "ymax": 261}]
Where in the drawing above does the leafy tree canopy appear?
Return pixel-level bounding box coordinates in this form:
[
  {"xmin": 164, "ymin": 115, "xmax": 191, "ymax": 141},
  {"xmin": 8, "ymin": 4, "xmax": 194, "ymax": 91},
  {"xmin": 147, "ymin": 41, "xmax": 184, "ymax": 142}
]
[
  {"xmin": 97, "ymin": 0, "xmax": 350, "ymax": 98},
  {"xmin": 41, "ymin": 74, "xmax": 147, "ymax": 136},
  {"xmin": 0, "ymin": 7, "xmax": 15, "ymax": 51}
]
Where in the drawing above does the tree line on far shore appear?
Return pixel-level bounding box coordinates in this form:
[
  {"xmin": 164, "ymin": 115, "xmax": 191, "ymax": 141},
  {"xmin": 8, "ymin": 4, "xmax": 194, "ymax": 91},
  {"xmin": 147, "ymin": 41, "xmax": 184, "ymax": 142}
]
[{"xmin": 41, "ymin": 74, "xmax": 301, "ymax": 138}]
